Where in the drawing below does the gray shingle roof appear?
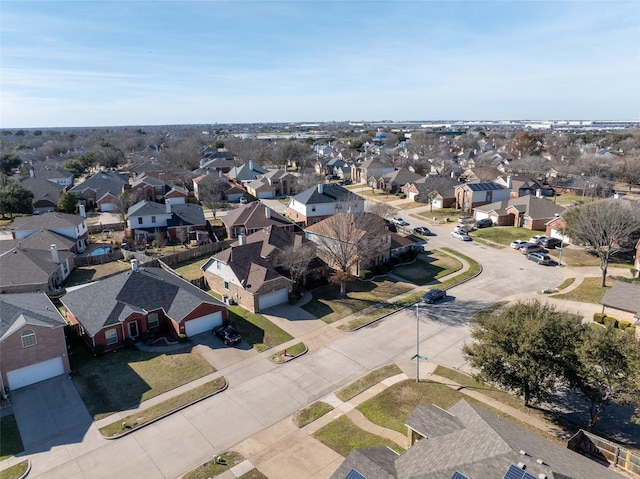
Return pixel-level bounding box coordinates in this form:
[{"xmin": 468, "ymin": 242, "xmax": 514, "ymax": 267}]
[
  {"xmin": 10, "ymin": 212, "xmax": 84, "ymax": 233},
  {"xmin": 476, "ymin": 195, "xmax": 565, "ymax": 220},
  {"xmin": 459, "ymin": 181, "xmax": 507, "ymax": 192},
  {"xmin": 291, "ymin": 184, "xmax": 362, "ymax": 206},
  {"xmin": 602, "ymin": 281, "xmax": 640, "ymax": 315},
  {"xmin": 227, "ymin": 162, "xmax": 268, "ymax": 181},
  {"xmin": 0, "ymin": 293, "xmax": 66, "ymax": 340},
  {"xmin": 222, "ymin": 202, "xmax": 292, "ymax": 231},
  {"xmin": 21, "ymin": 177, "xmax": 65, "ymax": 204},
  {"xmin": 69, "ymin": 170, "xmax": 128, "ymax": 198},
  {"xmin": 61, "ymin": 266, "xmax": 225, "ymax": 337}
]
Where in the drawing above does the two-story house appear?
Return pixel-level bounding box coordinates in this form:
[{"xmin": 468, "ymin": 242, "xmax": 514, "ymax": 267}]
[
  {"xmin": 127, "ymin": 200, "xmax": 207, "ymax": 242},
  {"xmin": 222, "ymin": 201, "xmax": 295, "ymax": 239},
  {"xmin": 351, "ymin": 158, "xmax": 395, "ymax": 185},
  {"xmin": 11, "ymin": 211, "xmax": 89, "ymax": 252},
  {"xmin": 454, "ymin": 181, "xmax": 510, "ymax": 212},
  {"xmin": 287, "ymin": 184, "xmax": 365, "ymax": 227},
  {"xmin": 69, "ymin": 170, "xmax": 129, "ymax": 212}
]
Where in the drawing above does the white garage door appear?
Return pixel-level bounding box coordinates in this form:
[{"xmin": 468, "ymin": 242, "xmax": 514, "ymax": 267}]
[
  {"xmin": 7, "ymin": 357, "xmax": 65, "ymax": 390},
  {"xmin": 184, "ymin": 311, "xmax": 223, "ymax": 337},
  {"xmin": 257, "ymin": 191, "xmax": 273, "ymax": 199},
  {"xmin": 474, "ymin": 211, "xmax": 489, "ymax": 220},
  {"xmin": 99, "ymin": 203, "xmax": 117, "ymax": 212},
  {"xmin": 258, "ymin": 288, "xmax": 289, "ymax": 310},
  {"xmin": 408, "ymin": 191, "xmax": 418, "ymax": 200}
]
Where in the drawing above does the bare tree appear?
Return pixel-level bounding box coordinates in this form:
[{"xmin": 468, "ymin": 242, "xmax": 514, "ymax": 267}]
[
  {"xmin": 198, "ymin": 174, "xmax": 229, "ymax": 219},
  {"xmin": 295, "ymin": 168, "xmax": 324, "ymax": 193},
  {"xmin": 176, "ymin": 225, "xmax": 189, "ymax": 245},
  {"xmin": 274, "ymin": 242, "xmax": 316, "ymax": 292},
  {"xmin": 506, "ymin": 131, "xmax": 544, "ymax": 159},
  {"xmin": 307, "ymin": 212, "xmax": 389, "ymax": 296},
  {"xmin": 365, "ymin": 201, "xmax": 394, "ymax": 220},
  {"xmin": 564, "ymin": 198, "xmax": 640, "ymax": 287},
  {"xmin": 116, "ymin": 191, "xmax": 135, "ymax": 227},
  {"xmin": 152, "ymin": 228, "xmax": 167, "ymax": 251}
]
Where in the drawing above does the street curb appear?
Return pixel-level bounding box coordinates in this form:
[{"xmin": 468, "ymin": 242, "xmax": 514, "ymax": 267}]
[
  {"xmin": 269, "ymin": 344, "xmax": 309, "ymax": 363},
  {"xmin": 100, "ymin": 377, "xmax": 229, "ymax": 440}
]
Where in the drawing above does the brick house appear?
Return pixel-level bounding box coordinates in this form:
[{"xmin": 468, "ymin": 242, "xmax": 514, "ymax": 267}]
[
  {"xmin": 473, "ymin": 195, "xmax": 566, "ymax": 230},
  {"xmin": 454, "ymin": 181, "xmax": 510, "ymax": 212},
  {"xmin": 69, "ymin": 170, "xmax": 129, "ymax": 212},
  {"xmin": 1, "ymin": 293, "xmax": 71, "ymax": 390},
  {"xmin": 287, "ymin": 184, "xmax": 364, "ymax": 227},
  {"xmin": 61, "ymin": 264, "xmax": 228, "ymax": 351},
  {"xmin": 222, "ymin": 201, "xmax": 295, "ymax": 239}
]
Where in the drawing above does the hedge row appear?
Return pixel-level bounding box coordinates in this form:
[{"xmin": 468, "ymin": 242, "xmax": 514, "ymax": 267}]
[{"xmin": 593, "ymin": 313, "xmax": 636, "ymax": 333}]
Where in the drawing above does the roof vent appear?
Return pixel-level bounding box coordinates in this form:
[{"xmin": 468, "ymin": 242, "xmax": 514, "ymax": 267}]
[
  {"xmin": 317, "ymin": 183, "xmax": 324, "ymax": 194},
  {"xmin": 536, "ymin": 459, "xmax": 546, "ymax": 466},
  {"xmin": 519, "ymin": 450, "xmax": 528, "ymax": 456},
  {"xmin": 517, "ymin": 462, "xmax": 526, "ymax": 469},
  {"xmin": 538, "ymin": 475, "xmax": 547, "ymax": 479}
]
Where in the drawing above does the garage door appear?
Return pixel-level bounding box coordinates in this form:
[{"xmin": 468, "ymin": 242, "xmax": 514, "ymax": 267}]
[
  {"xmin": 408, "ymin": 191, "xmax": 418, "ymax": 200},
  {"xmin": 257, "ymin": 191, "xmax": 273, "ymax": 199},
  {"xmin": 475, "ymin": 211, "xmax": 489, "ymax": 220},
  {"xmin": 184, "ymin": 311, "xmax": 223, "ymax": 337},
  {"xmin": 99, "ymin": 203, "xmax": 117, "ymax": 212},
  {"xmin": 7, "ymin": 357, "xmax": 65, "ymax": 390},
  {"xmin": 258, "ymin": 288, "xmax": 289, "ymax": 310}
]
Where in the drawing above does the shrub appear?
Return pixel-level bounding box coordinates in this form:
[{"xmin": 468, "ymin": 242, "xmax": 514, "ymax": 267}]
[
  {"xmin": 593, "ymin": 313, "xmax": 607, "ymax": 324},
  {"xmin": 618, "ymin": 320, "xmax": 632, "ymax": 331},
  {"xmin": 93, "ymin": 344, "xmax": 105, "ymax": 356},
  {"xmin": 123, "ymin": 337, "xmax": 135, "ymax": 349},
  {"xmin": 359, "ymin": 269, "xmax": 372, "ymax": 280},
  {"xmin": 177, "ymin": 333, "xmax": 189, "ymax": 343},
  {"xmin": 603, "ymin": 316, "xmax": 618, "ymax": 328}
]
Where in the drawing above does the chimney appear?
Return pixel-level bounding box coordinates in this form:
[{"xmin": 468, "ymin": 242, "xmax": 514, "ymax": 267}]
[
  {"xmin": 238, "ymin": 232, "xmax": 247, "ymax": 245},
  {"xmin": 536, "ymin": 188, "xmax": 542, "ymax": 198},
  {"xmin": 165, "ymin": 199, "xmax": 171, "ymax": 214},
  {"xmin": 79, "ymin": 204, "xmax": 86, "ymax": 218},
  {"xmin": 317, "ymin": 183, "xmax": 324, "ymax": 194},
  {"xmin": 249, "ymin": 160, "xmax": 254, "ymax": 171},
  {"xmin": 50, "ymin": 244, "xmax": 60, "ymax": 264},
  {"xmin": 29, "ymin": 168, "xmax": 34, "ymax": 178},
  {"xmin": 131, "ymin": 258, "xmax": 139, "ymax": 271},
  {"xmin": 265, "ymin": 207, "xmax": 271, "ymax": 219},
  {"xmin": 507, "ymin": 176, "xmax": 512, "ymax": 189},
  {"xmin": 132, "ymin": 172, "xmax": 137, "ymax": 181},
  {"xmin": 218, "ymin": 169, "xmax": 223, "ymax": 178}
]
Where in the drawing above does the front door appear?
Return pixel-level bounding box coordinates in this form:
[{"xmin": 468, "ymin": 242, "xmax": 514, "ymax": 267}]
[{"xmin": 128, "ymin": 321, "xmax": 139, "ymax": 338}]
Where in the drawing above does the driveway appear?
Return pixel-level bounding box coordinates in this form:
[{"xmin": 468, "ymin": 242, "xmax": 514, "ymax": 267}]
[{"xmin": 10, "ymin": 375, "xmax": 95, "ymax": 453}]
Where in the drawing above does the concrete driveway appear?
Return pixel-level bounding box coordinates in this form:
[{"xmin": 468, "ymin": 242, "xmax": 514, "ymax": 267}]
[{"xmin": 10, "ymin": 375, "xmax": 95, "ymax": 453}]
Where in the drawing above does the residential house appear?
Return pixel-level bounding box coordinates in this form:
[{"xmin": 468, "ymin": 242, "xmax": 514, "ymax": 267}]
[
  {"xmin": 69, "ymin": 170, "xmax": 129, "ymax": 212},
  {"xmin": 21, "ymin": 176, "xmax": 66, "ymax": 213},
  {"xmin": 222, "ymin": 201, "xmax": 294, "ymax": 239},
  {"xmin": 202, "ymin": 233, "xmax": 293, "ymax": 312},
  {"xmin": 129, "ymin": 161, "xmax": 181, "ymax": 183},
  {"xmin": 164, "ymin": 184, "xmax": 189, "ymax": 204},
  {"xmin": 226, "ymin": 160, "xmax": 268, "ymax": 184},
  {"xmin": 495, "ymin": 175, "xmax": 554, "ymax": 198},
  {"xmin": 261, "ymin": 169, "xmax": 297, "ymax": 197},
  {"xmin": 314, "ymin": 156, "xmax": 332, "ymax": 176},
  {"xmin": 131, "ymin": 175, "xmax": 168, "ymax": 203},
  {"xmin": 454, "ymin": 181, "xmax": 510, "ymax": 212},
  {"xmin": 473, "ymin": 195, "xmax": 566, "ymax": 230},
  {"xmin": 11, "ymin": 211, "xmax": 89, "ymax": 252},
  {"xmin": 305, "ymin": 213, "xmax": 391, "ymax": 276},
  {"xmin": 554, "ymin": 175, "xmax": 613, "ymax": 199},
  {"xmin": 245, "ymin": 178, "xmax": 275, "ymax": 199},
  {"xmin": 127, "ymin": 200, "xmax": 207, "ymax": 242},
  {"xmin": 374, "ymin": 169, "xmax": 423, "ymax": 194},
  {"xmin": 192, "ymin": 173, "xmax": 245, "ymax": 203},
  {"xmin": 0, "ymin": 293, "xmax": 71, "ymax": 390},
  {"xmin": 62, "ymin": 264, "xmax": 228, "ymax": 351},
  {"xmin": 351, "ymin": 158, "xmax": 395, "ymax": 185},
  {"xmin": 406, "ymin": 176, "xmax": 458, "ymax": 209},
  {"xmin": 287, "ymin": 184, "xmax": 365, "ymax": 227},
  {"xmin": 601, "ymin": 281, "xmax": 640, "ymax": 327},
  {"xmin": 545, "ymin": 215, "xmax": 572, "ymax": 244},
  {"xmin": 331, "ymin": 399, "xmax": 625, "ymax": 479},
  {"xmin": 29, "ymin": 163, "xmax": 74, "ymax": 187},
  {"xmin": 0, "ymin": 230, "xmax": 75, "ymax": 295}
]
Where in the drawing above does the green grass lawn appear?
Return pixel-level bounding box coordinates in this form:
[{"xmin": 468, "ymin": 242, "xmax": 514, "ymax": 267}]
[
  {"xmin": 182, "ymin": 451, "xmax": 247, "ymax": 479},
  {"xmin": 172, "ymin": 256, "xmax": 210, "ymax": 280},
  {"xmin": 417, "ymin": 208, "xmax": 468, "ymax": 223},
  {"xmin": 0, "ymin": 460, "xmax": 28, "ymax": 479},
  {"xmin": 392, "ymin": 251, "xmax": 462, "ymax": 285},
  {"xmin": 292, "ymin": 401, "xmax": 334, "ymax": 427},
  {"xmin": 553, "ymin": 193, "xmax": 585, "ymax": 206},
  {"xmin": 227, "ymin": 305, "xmax": 293, "ymax": 352},
  {"xmin": 313, "ymin": 415, "xmax": 404, "ymax": 457},
  {"xmin": 471, "ymin": 226, "xmax": 531, "ymax": 246},
  {"xmin": 551, "ymin": 277, "xmax": 612, "ymax": 304},
  {"xmin": 302, "ymin": 279, "xmax": 412, "ymax": 324},
  {"xmin": 0, "ymin": 415, "xmax": 23, "ymax": 461},
  {"xmin": 336, "ymin": 364, "xmax": 402, "ymax": 401},
  {"xmin": 70, "ymin": 344, "xmax": 215, "ymax": 420}
]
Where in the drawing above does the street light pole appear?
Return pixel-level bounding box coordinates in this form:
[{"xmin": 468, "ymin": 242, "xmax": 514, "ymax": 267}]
[
  {"xmin": 415, "ymin": 303, "xmax": 420, "ymax": 382},
  {"xmin": 558, "ymin": 227, "xmax": 565, "ymax": 266}
]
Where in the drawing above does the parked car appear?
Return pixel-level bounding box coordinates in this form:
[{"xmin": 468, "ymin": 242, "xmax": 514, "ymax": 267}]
[
  {"xmin": 414, "ymin": 226, "xmax": 431, "ymax": 235},
  {"xmin": 391, "ymin": 217, "xmax": 410, "ymax": 226},
  {"xmin": 510, "ymin": 240, "xmax": 528, "ymax": 249},
  {"xmin": 519, "ymin": 243, "xmax": 545, "ymax": 254},
  {"xmin": 458, "ymin": 216, "xmax": 472, "ymax": 223},
  {"xmin": 213, "ymin": 324, "xmax": 242, "ymax": 345},
  {"xmin": 422, "ymin": 288, "xmax": 447, "ymax": 304},
  {"xmin": 454, "ymin": 224, "xmax": 472, "ymax": 234},
  {"xmin": 239, "ymin": 196, "xmax": 248, "ymax": 204},
  {"xmin": 325, "ymin": 174, "xmax": 338, "ymax": 180},
  {"xmin": 528, "ymin": 235, "xmax": 548, "ymax": 245},
  {"xmin": 526, "ymin": 252, "xmax": 553, "ymax": 265},
  {"xmin": 340, "ymin": 179, "xmax": 352, "ymax": 185},
  {"xmin": 539, "ymin": 237, "xmax": 562, "ymax": 248},
  {"xmin": 475, "ymin": 218, "xmax": 493, "ymax": 228},
  {"xmin": 451, "ymin": 230, "xmax": 472, "ymax": 241}
]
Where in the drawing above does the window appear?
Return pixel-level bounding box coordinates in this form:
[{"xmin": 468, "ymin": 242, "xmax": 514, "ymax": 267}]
[
  {"xmin": 21, "ymin": 330, "xmax": 37, "ymax": 348},
  {"xmin": 151, "ymin": 216, "xmax": 156, "ymax": 224},
  {"xmin": 105, "ymin": 329, "xmax": 118, "ymax": 345},
  {"xmin": 216, "ymin": 261, "xmax": 221, "ymax": 270},
  {"xmin": 137, "ymin": 217, "xmax": 143, "ymax": 225},
  {"xmin": 224, "ymin": 281, "xmax": 229, "ymax": 290},
  {"xmin": 62, "ymin": 261, "xmax": 68, "ymax": 275},
  {"xmin": 147, "ymin": 313, "xmax": 159, "ymax": 328}
]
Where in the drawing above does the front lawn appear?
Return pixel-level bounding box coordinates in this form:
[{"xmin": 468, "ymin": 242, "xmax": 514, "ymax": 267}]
[
  {"xmin": 336, "ymin": 364, "xmax": 402, "ymax": 401},
  {"xmin": 227, "ymin": 305, "xmax": 293, "ymax": 352},
  {"xmin": 392, "ymin": 251, "xmax": 462, "ymax": 285},
  {"xmin": 70, "ymin": 344, "xmax": 215, "ymax": 420},
  {"xmin": 0, "ymin": 460, "xmax": 28, "ymax": 479},
  {"xmin": 293, "ymin": 401, "xmax": 334, "ymax": 427},
  {"xmin": 302, "ymin": 279, "xmax": 412, "ymax": 324},
  {"xmin": 417, "ymin": 208, "xmax": 468, "ymax": 223},
  {"xmin": 0, "ymin": 415, "xmax": 23, "ymax": 461},
  {"xmin": 471, "ymin": 226, "xmax": 531, "ymax": 246},
  {"xmin": 182, "ymin": 451, "xmax": 247, "ymax": 479},
  {"xmin": 551, "ymin": 277, "xmax": 612, "ymax": 304}
]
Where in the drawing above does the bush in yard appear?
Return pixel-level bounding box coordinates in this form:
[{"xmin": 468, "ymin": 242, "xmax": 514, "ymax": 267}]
[
  {"xmin": 618, "ymin": 320, "xmax": 631, "ymax": 331},
  {"xmin": 124, "ymin": 337, "xmax": 135, "ymax": 349},
  {"xmin": 603, "ymin": 316, "xmax": 618, "ymax": 328},
  {"xmin": 93, "ymin": 344, "xmax": 105, "ymax": 356},
  {"xmin": 359, "ymin": 269, "xmax": 372, "ymax": 280},
  {"xmin": 178, "ymin": 333, "xmax": 189, "ymax": 343},
  {"xmin": 593, "ymin": 313, "xmax": 606, "ymax": 324}
]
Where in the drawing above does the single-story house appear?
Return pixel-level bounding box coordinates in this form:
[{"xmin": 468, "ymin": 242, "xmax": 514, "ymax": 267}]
[
  {"xmin": 374, "ymin": 169, "xmax": 423, "ymax": 194},
  {"xmin": 21, "ymin": 176, "xmax": 66, "ymax": 214},
  {"xmin": 473, "ymin": 195, "xmax": 566, "ymax": 230},
  {"xmin": 0, "ymin": 293, "xmax": 71, "ymax": 390},
  {"xmin": 601, "ymin": 281, "xmax": 640, "ymax": 326},
  {"xmin": 331, "ymin": 399, "xmax": 626, "ymax": 479},
  {"xmin": 222, "ymin": 201, "xmax": 295, "ymax": 239},
  {"xmin": 226, "ymin": 160, "xmax": 268, "ymax": 184},
  {"xmin": 406, "ymin": 176, "xmax": 458, "ymax": 208},
  {"xmin": 61, "ymin": 264, "xmax": 228, "ymax": 351},
  {"xmin": 287, "ymin": 184, "xmax": 365, "ymax": 227}
]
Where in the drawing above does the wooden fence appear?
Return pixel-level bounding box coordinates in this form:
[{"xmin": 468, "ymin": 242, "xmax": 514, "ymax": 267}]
[{"xmin": 567, "ymin": 430, "xmax": 640, "ymax": 476}]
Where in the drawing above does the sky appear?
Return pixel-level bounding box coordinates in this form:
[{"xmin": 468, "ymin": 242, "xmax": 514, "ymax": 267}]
[{"xmin": 1, "ymin": 1, "xmax": 639, "ymax": 128}]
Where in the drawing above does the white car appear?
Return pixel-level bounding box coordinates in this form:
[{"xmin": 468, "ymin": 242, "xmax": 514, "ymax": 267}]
[
  {"xmin": 510, "ymin": 240, "xmax": 529, "ymax": 249},
  {"xmin": 528, "ymin": 235, "xmax": 547, "ymax": 245},
  {"xmin": 239, "ymin": 196, "xmax": 248, "ymax": 204},
  {"xmin": 451, "ymin": 230, "xmax": 472, "ymax": 241},
  {"xmin": 391, "ymin": 217, "xmax": 410, "ymax": 227}
]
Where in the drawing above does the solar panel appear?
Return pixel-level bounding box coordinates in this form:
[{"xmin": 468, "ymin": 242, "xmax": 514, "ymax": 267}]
[
  {"xmin": 345, "ymin": 469, "xmax": 367, "ymax": 479},
  {"xmin": 451, "ymin": 472, "xmax": 470, "ymax": 479},
  {"xmin": 503, "ymin": 464, "xmax": 538, "ymax": 479}
]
